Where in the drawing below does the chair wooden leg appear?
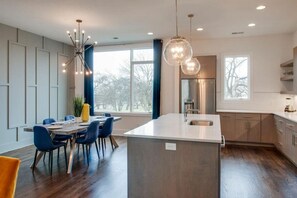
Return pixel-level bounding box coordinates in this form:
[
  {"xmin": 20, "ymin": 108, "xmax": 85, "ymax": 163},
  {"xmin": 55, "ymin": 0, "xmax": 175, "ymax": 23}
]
[
  {"xmin": 95, "ymin": 141, "xmax": 100, "ymax": 159},
  {"xmin": 32, "ymin": 149, "xmax": 38, "ymax": 172},
  {"xmin": 109, "ymin": 136, "xmax": 114, "ymax": 151},
  {"xmin": 63, "ymin": 145, "xmax": 68, "ymax": 169}
]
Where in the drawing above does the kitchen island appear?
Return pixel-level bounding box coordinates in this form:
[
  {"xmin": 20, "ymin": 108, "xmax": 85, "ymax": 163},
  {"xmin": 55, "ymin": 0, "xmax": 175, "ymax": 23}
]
[{"xmin": 125, "ymin": 113, "xmax": 222, "ymax": 198}]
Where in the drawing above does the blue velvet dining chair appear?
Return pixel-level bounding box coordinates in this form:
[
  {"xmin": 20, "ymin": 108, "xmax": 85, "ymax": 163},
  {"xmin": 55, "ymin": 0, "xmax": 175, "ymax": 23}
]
[
  {"xmin": 75, "ymin": 120, "xmax": 100, "ymax": 165},
  {"xmin": 43, "ymin": 118, "xmax": 72, "ymax": 143},
  {"xmin": 32, "ymin": 126, "xmax": 67, "ymax": 175},
  {"xmin": 102, "ymin": 113, "xmax": 111, "ymax": 117},
  {"xmin": 98, "ymin": 117, "xmax": 114, "ymax": 157},
  {"xmin": 43, "ymin": 118, "xmax": 72, "ymax": 161}
]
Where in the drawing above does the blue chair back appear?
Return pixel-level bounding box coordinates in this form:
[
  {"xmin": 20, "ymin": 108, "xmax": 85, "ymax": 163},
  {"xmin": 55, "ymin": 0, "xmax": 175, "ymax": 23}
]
[
  {"xmin": 83, "ymin": 120, "xmax": 100, "ymax": 144},
  {"xmin": 33, "ymin": 126, "xmax": 54, "ymax": 151},
  {"xmin": 103, "ymin": 113, "xmax": 111, "ymax": 117},
  {"xmin": 65, "ymin": 115, "xmax": 75, "ymax": 121},
  {"xmin": 99, "ymin": 117, "xmax": 114, "ymax": 138},
  {"xmin": 43, "ymin": 118, "xmax": 56, "ymax": 125}
]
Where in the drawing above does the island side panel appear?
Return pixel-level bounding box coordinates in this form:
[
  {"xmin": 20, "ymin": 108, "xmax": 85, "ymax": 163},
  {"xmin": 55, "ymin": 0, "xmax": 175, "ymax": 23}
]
[{"xmin": 127, "ymin": 137, "xmax": 220, "ymax": 198}]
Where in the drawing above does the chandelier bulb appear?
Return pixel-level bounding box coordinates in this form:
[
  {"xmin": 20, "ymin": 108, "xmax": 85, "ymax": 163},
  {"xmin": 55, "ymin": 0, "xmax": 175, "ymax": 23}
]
[
  {"xmin": 82, "ymin": 30, "xmax": 85, "ymax": 34},
  {"xmin": 75, "ymin": 71, "xmax": 78, "ymax": 75},
  {"xmin": 66, "ymin": 31, "xmax": 70, "ymax": 34},
  {"xmin": 94, "ymin": 41, "xmax": 98, "ymax": 45},
  {"xmin": 89, "ymin": 70, "xmax": 93, "ymax": 74},
  {"xmin": 62, "ymin": 63, "xmax": 66, "ymax": 67},
  {"xmin": 62, "ymin": 69, "xmax": 66, "ymax": 73},
  {"xmin": 86, "ymin": 71, "xmax": 89, "ymax": 75},
  {"xmin": 73, "ymin": 29, "xmax": 77, "ymax": 32},
  {"xmin": 80, "ymin": 71, "xmax": 83, "ymax": 74},
  {"xmin": 87, "ymin": 36, "xmax": 91, "ymax": 39}
]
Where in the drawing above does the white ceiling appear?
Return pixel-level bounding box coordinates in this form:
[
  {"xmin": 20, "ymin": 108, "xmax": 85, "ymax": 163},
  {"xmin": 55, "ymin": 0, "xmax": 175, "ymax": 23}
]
[{"xmin": 0, "ymin": 0, "xmax": 297, "ymax": 45}]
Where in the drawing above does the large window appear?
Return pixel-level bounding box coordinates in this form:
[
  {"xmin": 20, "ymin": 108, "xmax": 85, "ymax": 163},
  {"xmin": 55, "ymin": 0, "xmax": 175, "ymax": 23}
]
[
  {"xmin": 223, "ymin": 55, "xmax": 250, "ymax": 100},
  {"xmin": 93, "ymin": 46, "xmax": 153, "ymax": 113}
]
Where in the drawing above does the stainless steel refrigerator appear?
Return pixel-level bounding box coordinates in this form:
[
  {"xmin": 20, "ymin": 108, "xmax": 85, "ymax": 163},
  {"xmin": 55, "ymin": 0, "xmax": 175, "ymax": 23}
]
[{"xmin": 181, "ymin": 79, "xmax": 216, "ymax": 114}]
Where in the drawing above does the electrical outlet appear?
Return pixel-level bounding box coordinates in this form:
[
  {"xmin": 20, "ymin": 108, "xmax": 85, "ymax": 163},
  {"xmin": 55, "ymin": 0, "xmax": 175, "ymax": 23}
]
[{"xmin": 165, "ymin": 143, "xmax": 176, "ymax": 151}]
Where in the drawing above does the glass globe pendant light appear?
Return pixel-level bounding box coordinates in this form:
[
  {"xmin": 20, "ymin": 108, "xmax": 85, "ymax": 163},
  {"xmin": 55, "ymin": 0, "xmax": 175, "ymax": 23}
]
[
  {"xmin": 181, "ymin": 14, "xmax": 201, "ymax": 75},
  {"xmin": 163, "ymin": 0, "xmax": 193, "ymax": 67}
]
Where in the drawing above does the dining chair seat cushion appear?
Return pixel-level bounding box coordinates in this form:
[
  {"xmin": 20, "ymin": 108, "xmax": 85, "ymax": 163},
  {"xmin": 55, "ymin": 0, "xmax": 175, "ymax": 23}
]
[{"xmin": 0, "ymin": 156, "xmax": 21, "ymax": 198}]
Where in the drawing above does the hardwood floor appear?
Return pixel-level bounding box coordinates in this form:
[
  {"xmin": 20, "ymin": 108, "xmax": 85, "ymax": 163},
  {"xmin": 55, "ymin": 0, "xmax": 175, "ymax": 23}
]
[{"xmin": 2, "ymin": 137, "xmax": 297, "ymax": 198}]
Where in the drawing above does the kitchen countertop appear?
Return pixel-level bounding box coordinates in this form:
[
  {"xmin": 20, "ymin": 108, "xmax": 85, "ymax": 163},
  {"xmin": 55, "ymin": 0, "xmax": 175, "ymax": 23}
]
[
  {"xmin": 124, "ymin": 113, "xmax": 221, "ymax": 143},
  {"xmin": 217, "ymin": 109, "xmax": 274, "ymax": 114},
  {"xmin": 274, "ymin": 112, "xmax": 297, "ymax": 123}
]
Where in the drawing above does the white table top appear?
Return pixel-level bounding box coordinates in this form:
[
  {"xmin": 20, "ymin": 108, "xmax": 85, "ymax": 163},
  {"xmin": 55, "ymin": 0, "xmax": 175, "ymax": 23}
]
[{"xmin": 124, "ymin": 113, "xmax": 222, "ymax": 143}]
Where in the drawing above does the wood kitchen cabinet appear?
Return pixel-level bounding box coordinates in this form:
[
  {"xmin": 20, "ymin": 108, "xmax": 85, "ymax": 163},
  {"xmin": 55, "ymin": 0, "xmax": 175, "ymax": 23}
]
[
  {"xmin": 235, "ymin": 113, "xmax": 261, "ymax": 142},
  {"xmin": 219, "ymin": 113, "xmax": 236, "ymax": 141},
  {"xmin": 180, "ymin": 55, "xmax": 216, "ymax": 79},
  {"xmin": 220, "ymin": 112, "xmax": 275, "ymax": 143},
  {"xmin": 274, "ymin": 115, "xmax": 297, "ymax": 166},
  {"xmin": 261, "ymin": 114, "xmax": 276, "ymax": 144}
]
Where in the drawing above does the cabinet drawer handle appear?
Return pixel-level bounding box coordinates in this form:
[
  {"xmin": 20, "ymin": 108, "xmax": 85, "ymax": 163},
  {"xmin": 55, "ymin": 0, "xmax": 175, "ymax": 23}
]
[
  {"xmin": 287, "ymin": 124, "xmax": 295, "ymax": 128},
  {"xmin": 221, "ymin": 135, "xmax": 225, "ymax": 148}
]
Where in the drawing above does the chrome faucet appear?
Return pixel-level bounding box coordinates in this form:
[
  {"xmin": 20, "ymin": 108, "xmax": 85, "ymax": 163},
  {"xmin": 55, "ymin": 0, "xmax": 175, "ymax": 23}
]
[{"xmin": 184, "ymin": 109, "xmax": 200, "ymax": 122}]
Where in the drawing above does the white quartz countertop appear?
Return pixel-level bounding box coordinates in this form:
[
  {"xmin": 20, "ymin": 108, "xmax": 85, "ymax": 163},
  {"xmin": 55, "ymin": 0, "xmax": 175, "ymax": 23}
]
[
  {"xmin": 124, "ymin": 113, "xmax": 222, "ymax": 143},
  {"xmin": 217, "ymin": 109, "xmax": 273, "ymax": 114},
  {"xmin": 274, "ymin": 112, "xmax": 297, "ymax": 123}
]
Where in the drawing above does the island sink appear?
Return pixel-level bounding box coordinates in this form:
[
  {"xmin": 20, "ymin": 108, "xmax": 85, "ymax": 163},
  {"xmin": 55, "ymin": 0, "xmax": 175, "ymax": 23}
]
[{"xmin": 188, "ymin": 119, "xmax": 213, "ymax": 126}]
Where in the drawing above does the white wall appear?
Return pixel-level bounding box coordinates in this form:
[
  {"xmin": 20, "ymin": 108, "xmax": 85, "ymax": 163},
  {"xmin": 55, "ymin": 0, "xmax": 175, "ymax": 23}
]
[
  {"xmin": 294, "ymin": 31, "xmax": 297, "ymax": 47},
  {"xmin": 161, "ymin": 33, "xmax": 294, "ymax": 114}
]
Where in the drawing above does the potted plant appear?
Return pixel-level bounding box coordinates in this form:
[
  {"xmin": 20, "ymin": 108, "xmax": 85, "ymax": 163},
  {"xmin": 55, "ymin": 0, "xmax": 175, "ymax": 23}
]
[{"xmin": 73, "ymin": 96, "xmax": 84, "ymax": 122}]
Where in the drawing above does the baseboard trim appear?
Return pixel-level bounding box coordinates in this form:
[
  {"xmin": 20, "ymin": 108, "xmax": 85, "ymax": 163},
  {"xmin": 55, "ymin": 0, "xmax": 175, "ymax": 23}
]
[
  {"xmin": 0, "ymin": 138, "xmax": 33, "ymax": 154},
  {"xmin": 226, "ymin": 141, "xmax": 275, "ymax": 148}
]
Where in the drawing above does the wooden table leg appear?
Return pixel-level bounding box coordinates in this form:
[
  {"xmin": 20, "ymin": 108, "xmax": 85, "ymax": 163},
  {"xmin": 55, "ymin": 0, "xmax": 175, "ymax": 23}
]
[
  {"xmin": 30, "ymin": 151, "xmax": 44, "ymax": 168},
  {"xmin": 67, "ymin": 135, "xmax": 77, "ymax": 174},
  {"xmin": 110, "ymin": 135, "xmax": 119, "ymax": 148}
]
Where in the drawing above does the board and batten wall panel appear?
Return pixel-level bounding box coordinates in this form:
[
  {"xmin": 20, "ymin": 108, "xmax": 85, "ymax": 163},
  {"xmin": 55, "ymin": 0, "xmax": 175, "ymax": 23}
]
[
  {"xmin": 58, "ymin": 54, "xmax": 68, "ymax": 120},
  {"xmin": 0, "ymin": 22, "xmax": 73, "ymax": 154},
  {"xmin": 8, "ymin": 41, "xmax": 26, "ymax": 128},
  {"xmin": 36, "ymin": 49, "xmax": 50, "ymax": 123},
  {"xmin": 50, "ymin": 87, "xmax": 58, "ymax": 119},
  {"xmin": 0, "ymin": 24, "xmax": 17, "ymax": 84}
]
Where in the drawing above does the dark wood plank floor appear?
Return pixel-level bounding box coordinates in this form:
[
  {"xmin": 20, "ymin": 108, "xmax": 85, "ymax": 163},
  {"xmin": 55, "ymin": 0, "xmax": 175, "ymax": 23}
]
[{"xmin": 2, "ymin": 137, "xmax": 297, "ymax": 198}]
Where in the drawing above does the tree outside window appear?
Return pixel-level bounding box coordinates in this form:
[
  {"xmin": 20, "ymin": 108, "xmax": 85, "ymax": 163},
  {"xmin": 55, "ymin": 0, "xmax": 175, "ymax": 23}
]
[
  {"xmin": 93, "ymin": 48, "xmax": 153, "ymax": 113},
  {"xmin": 224, "ymin": 55, "xmax": 250, "ymax": 100}
]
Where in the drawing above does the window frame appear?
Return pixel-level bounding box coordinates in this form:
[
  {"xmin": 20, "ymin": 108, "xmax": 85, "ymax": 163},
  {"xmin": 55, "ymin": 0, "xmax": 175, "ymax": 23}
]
[
  {"xmin": 93, "ymin": 43, "xmax": 153, "ymax": 115},
  {"xmin": 221, "ymin": 53, "xmax": 251, "ymax": 101}
]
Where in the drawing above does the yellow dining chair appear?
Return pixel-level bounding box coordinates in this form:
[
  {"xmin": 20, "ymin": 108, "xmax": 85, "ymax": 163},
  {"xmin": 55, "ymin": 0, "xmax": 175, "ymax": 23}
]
[{"xmin": 0, "ymin": 156, "xmax": 21, "ymax": 198}]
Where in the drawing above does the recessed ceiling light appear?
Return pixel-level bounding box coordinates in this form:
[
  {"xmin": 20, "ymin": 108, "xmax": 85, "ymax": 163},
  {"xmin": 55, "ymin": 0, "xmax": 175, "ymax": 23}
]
[
  {"xmin": 196, "ymin": 28, "xmax": 204, "ymax": 31},
  {"xmin": 248, "ymin": 23, "xmax": 256, "ymax": 27},
  {"xmin": 147, "ymin": 32, "xmax": 153, "ymax": 35},
  {"xmin": 256, "ymin": 5, "xmax": 266, "ymax": 10}
]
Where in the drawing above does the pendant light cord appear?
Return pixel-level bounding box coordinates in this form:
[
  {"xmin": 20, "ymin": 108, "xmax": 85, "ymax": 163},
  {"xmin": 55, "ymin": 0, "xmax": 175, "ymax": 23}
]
[{"xmin": 188, "ymin": 14, "xmax": 194, "ymax": 43}]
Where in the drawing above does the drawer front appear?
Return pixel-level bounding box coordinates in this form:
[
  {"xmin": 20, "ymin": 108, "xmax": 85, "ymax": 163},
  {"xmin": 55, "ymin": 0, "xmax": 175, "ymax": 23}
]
[
  {"xmin": 236, "ymin": 113, "xmax": 260, "ymax": 121},
  {"xmin": 220, "ymin": 113, "xmax": 236, "ymax": 119},
  {"xmin": 285, "ymin": 121, "xmax": 297, "ymax": 131}
]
